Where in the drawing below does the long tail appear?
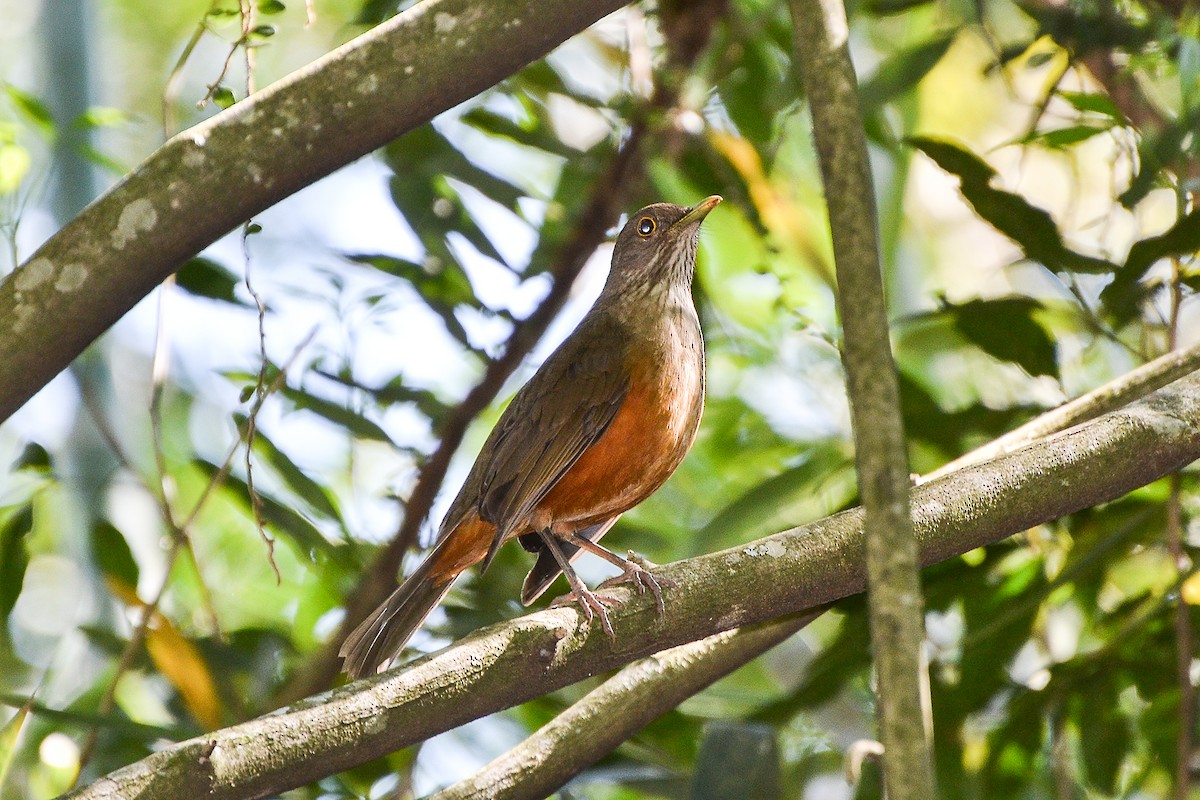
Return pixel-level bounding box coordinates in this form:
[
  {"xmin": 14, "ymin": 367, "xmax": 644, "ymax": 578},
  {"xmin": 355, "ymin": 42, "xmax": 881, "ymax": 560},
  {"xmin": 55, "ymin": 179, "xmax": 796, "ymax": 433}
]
[{"xmin": 340, "ymin": 518, "xmax": 490, "ymax": 679}]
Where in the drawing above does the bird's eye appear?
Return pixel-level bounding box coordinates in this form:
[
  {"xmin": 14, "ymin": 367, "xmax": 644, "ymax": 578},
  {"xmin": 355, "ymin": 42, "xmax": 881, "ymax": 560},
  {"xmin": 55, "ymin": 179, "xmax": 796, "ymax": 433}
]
[{"xmin": 636, "ymin": 217, "xmax": 656, "ymax": 237}]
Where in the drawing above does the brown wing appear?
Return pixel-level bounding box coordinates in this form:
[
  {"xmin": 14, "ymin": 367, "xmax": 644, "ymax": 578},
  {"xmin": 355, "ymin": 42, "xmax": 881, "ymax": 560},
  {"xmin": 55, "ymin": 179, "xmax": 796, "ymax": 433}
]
[{"xmin": 439, "ymin": 310, "xmax": 632, "ymax": 570}]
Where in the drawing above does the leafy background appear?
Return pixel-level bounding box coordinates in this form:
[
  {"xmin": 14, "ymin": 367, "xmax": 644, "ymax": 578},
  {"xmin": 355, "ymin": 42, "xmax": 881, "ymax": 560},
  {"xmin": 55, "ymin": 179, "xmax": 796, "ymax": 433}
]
[{"xmin": 1, "ymin": 0, "xmax": 1199, "ymax": 797}]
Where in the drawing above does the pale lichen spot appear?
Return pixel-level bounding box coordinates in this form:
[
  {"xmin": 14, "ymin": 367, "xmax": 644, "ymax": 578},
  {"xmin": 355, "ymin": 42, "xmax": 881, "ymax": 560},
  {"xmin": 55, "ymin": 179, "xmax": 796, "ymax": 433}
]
[
  {"xmin": 456, "ymin": 37, "xmax": 466, "ymax": 48},
  {"xmin": 182, "ymin": 147, "xmax": 205, "ymax": 169},
  {"xmin": 14, "ymin": 258, "xmax": 54, "ymax": 292},
  {"xmin": 404, "ymin": 65, "xmax": 415, "ymax": 75},
  {"xmin": 12, "ymin": 303, "xmax": 35, "ymax": 334},
  {"xmin": 742, "ymin": 539, "xmax": 786, "ymax": 558},
  {"xmin": 55, "ymin": 263, "xmax": 88, "ymax": 292},
  {"xmin": 434, "ymin": 11, "xmax": 457, "ymax": 32},
  {"xmin": 112, "ymin": 199, "xmax": 158, "ymax": 250},
  {"xmin": 248, "ymin": 164, "xmax": 263, "ymax": 185},
  {"xmin": 359, "ymin": 74, "xmax": 380, "ymax": 94},
  {"xmin": 191, "ymin": 132, "xmax": 207, "ymax": 147}
]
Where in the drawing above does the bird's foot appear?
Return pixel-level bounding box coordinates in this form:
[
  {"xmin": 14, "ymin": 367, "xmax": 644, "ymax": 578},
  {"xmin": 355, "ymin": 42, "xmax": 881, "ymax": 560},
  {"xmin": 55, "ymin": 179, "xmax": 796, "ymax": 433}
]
[
  {"xmin": 551, "ymin": 586, "xmax": 617, "ymax": 640},
  {"xmin": 596, "ymin": 551, "xmax": 676, "ymax": 616}
]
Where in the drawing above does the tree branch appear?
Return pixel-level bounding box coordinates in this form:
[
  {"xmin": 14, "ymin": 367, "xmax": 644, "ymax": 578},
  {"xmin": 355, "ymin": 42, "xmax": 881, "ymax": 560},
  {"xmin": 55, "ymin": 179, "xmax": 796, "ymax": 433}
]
[
  {"xmin": 0, "ymin": 0, "xmax": 631, "ymax": 422},
  {"xmin": 64, "ymin": 371, "xmax": 1200, "ymax": 800},
  {"xmin": 427, "ymin": 611, "xmax": 822, "ymax": 800},
  {"xmin": 789, "ymin": 0, "xmax": 936, "ymax": 794}
]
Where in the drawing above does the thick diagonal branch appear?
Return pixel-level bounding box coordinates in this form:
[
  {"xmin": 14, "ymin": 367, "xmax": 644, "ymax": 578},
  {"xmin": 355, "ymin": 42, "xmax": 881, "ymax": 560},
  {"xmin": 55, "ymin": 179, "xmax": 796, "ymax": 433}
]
[
  {"xmin": 0, "ymin": 0, "xmax": 630, "ymax": 422},
  {"xmin": 63, "ymin": 372, "xmax": 1200, "ymax": 800}
]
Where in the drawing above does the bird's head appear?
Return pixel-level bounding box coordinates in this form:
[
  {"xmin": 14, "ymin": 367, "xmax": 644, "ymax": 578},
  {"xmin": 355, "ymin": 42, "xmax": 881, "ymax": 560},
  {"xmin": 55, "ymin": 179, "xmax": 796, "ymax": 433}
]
[{"xmin": 603, "ymin": 195, "xmax": 721, "ymax": 298}]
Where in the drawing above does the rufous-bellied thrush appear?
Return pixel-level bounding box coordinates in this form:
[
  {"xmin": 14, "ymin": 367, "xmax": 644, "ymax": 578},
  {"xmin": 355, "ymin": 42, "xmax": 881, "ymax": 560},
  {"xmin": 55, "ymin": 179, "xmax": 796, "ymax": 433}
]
[{"xmin": 340, "ymin": 196, "xmax": 721, "ymax": 678}]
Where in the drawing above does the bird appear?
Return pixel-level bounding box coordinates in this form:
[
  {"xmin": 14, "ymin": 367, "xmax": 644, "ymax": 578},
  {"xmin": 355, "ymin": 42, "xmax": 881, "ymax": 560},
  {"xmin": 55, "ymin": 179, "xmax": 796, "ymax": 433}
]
[{"xmin": 340, "ymin": 195, "xmax": 721, "ymax": 678}]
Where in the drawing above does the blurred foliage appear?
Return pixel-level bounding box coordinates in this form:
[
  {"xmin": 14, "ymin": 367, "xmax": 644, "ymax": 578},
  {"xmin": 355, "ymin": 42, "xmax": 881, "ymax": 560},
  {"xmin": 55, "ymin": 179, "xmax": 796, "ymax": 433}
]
[{"xmin": 1, "ymin": 0, "xmax": 1199, "ymax": 797}]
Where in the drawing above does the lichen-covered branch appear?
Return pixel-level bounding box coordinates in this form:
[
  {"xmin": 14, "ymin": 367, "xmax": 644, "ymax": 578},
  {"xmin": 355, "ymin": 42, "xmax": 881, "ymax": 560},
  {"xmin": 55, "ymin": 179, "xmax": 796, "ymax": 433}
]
[
  {"xmin": 428, "ymin": 612, "xmax": 820, "ymax": 800},
  {"xmin": 64, "ymin": 372, "xmax": 1200, "ymax": 800},
  {"xmin": 0, "ymin": 0, "xmax": 629, "ymax": 422}
]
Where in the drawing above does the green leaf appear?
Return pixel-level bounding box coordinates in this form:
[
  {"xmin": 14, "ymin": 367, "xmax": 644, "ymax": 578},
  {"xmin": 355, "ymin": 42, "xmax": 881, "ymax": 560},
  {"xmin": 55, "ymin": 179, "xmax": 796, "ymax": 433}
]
[
  {"xmin": 862, "ymin": 0, "xmax": 938, "ymax": 14},
  {"xmin": 241, "ymin": 419, "xmax": 343, "ymax": 523},
  {"xmin": 257, "ymin": 0, "xmax": 286, "ymax": 13},
  {"xmin": 1057, "ymin": 90, "xmax": 1124, "ymax": 121},
  {"xmin": 313, "ymin": 369, "xmax": 451, "ymax": 427},
  {"xmin": 909, "ymin": 137, "xmax": 1118, "ymax": 275},
  {"xmin": 696, "ymin": 441, "xmax": 854, "ymax": 549},
  {"xmin": 212, "ymin": 87, "xmax": 236, "ymax": 109},
  {"xmin": 278, "ymin": 385, "xmax": 395, "ymax": 444},
  {"xmin": 1075, "ymin": 683, "xmax": 1129, "ymax": 793},
  {"xmin": 194, "ymin": 459, "xmax": 355, "ymax": 569},
  {"xmin": 0, "ymin": 699, "xmax": 30, "ymax": 793},
  {"xmin": 1101, "ymin": 207, "xmax": 1200, "ymax": 323},
  {"xmin": 350, "ymin": 253, "xmax": 480, "ymax": 348},
  {"xmin": 12, "ymin": 443, "xmax": 50, "ymax": 472},
  {"xmin": 1018, "ymin": 124, "xmax": 1111, "ymax": 150},
  {"xmin": 176, "ymin": 257, "xmax": 247, "ymax": 306},
  {"xmin": 3, "ymin": 84, "xmax": 54, "ymax": 137},
  {"xmin": 0, "ymin": 506, "xmax": 33, "ymax": 619},
  {"xmin": 0, "ymin": 144, "xmax": 31, "ymax": 194},
  {"xmin": 859, "ymin": 34, "xmax": 956, "ymax": 110},
  {"xmin": 91, "ymin": 521, "xmax": 139, "ymax": 589},
  {"xmin": 946, "ymin": 297, "xmax": 1059, "ymax": 378},
  {"xmin": 75, "ymin": 106, "xmax": 132, "ymax": 129}
]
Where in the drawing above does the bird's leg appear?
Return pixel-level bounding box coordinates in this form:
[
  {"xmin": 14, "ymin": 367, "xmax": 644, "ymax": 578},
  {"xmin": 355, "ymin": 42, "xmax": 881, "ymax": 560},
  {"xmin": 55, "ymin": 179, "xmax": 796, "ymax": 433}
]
[
  {"xmin": 537, "ymin": 530, "xmax": 616, "ymax": 640},
  {"xmin": 563, "ymin": 533, "xmax": 676, "ymax": 616}
]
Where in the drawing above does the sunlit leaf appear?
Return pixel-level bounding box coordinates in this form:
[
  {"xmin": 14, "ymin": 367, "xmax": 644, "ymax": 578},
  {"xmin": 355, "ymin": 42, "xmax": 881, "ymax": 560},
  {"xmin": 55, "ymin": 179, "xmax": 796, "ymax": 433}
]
[
  {"xmin": 0, "ymin": 144, "xmax": 30, "ymax": 194},
  {"xmin": 0, "ymin": 699, "xmax": 30, "ymax": 792}
]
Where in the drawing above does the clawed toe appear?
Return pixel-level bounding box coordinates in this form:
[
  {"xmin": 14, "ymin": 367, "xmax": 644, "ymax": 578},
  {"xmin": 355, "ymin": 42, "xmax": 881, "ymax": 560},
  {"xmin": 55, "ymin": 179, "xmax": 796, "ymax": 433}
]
[
  {"xmin": 551, "ymin": 587, "xmax": 617, "ymax": 639},
  {"xmin": 596, "ymin": 551, "xmax": 676, "ymax": 615}
]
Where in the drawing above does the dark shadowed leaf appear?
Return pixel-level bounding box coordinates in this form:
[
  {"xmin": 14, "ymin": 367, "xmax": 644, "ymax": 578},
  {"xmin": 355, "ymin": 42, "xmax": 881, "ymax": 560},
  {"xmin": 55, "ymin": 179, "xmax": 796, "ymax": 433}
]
[
  {"xmin": 1102, "ymin": 207, "xmax": 1200, "ymax": 322},
  {"xmin": 176, "ymin": 257, "xmax": 247, "ymax": 306},
  {"xmin": 945, "ymin": 297, "xmax": 1059, "ymax": 378},
  {"xmin": 1075, "ymin": 681, "xmax": 1130, "ymax": 793},
  {"xmin": 313, "ymin": 369, "xmax": 451, "ymax": 427},
  {"xmin": 91, "ymin": 521, "xmax": 139, "ymax": 589},
  {"xmin": 910, "ymin": 137, "xmax": 1117, "ymax": 275},
  {"xmin": 350, "ymin": 253, "xmax": 479, "ymax": 348},
  {"xmin": 860, "ymin": 34, "xmax": 956, "ymax": 110}
]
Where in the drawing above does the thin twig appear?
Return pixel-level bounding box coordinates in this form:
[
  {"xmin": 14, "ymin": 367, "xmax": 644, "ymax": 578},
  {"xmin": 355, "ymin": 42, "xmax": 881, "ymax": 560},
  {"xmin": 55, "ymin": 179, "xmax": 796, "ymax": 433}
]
[{"xmin": 239, "ymin": 220, "xmax": 280, "ymax": 583}]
